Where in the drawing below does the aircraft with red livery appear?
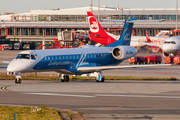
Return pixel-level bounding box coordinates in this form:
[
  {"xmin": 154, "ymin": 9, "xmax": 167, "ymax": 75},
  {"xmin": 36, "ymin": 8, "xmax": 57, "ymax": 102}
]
[{"xmin": 87, "ymin": 11, "xmax": 166, "ymax": 47}]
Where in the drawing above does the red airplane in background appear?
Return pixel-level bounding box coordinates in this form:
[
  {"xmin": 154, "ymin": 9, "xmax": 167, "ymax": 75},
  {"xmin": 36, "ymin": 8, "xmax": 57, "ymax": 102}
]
[{"xmin": 87, "ymin": 11, "xmax": 166, "ymax": 47}]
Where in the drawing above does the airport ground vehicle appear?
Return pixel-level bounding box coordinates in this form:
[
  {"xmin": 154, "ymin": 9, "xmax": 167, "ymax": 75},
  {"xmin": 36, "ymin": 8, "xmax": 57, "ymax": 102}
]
[
  {"xmin": 144, "ymin": 55, "xmax": 162, "ymax": 64},
  {"xmin": 14, "ymin": 43, "xmax": 20, "ymax": 50},
  {"xmin": 128, "ymin": 56, "xmax": 145, "ymax": 64},
  {"xmin": 164, "ymin": 55, "xmax": 180, "ymax": 64},
  {"xmin": 129, "ymin": 55, "xmax": 162, "ymax": 64},
  {"xmin": 0, "ymin": 45, "xmax": 4, "ymax": 50},
  {"xmin": 164, "ymin": 56, "xmax": 175, "ymax": 64}
]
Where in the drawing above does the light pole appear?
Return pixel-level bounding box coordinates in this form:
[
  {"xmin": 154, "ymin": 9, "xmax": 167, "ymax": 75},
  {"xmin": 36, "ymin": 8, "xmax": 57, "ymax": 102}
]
[
  {"xmin": 91, "ymin": 0, "xmax": 93, "ymax": 12},
  {"xmin": 176, "ymin": 0, "xmax": 178, "ymax": 30},
  {"xmin": 98, "ymin": 0, "xmax": 100, "ymax": 22}
]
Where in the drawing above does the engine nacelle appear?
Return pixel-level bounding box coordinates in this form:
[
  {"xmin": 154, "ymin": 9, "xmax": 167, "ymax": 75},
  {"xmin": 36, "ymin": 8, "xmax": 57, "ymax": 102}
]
[
  {"xmin": 163, "ymin": 52, "xmax": 169, "ymax": 57},
  {"xmin": 112, "ymin": 46, "xmax": 137, "ymax": 60}
]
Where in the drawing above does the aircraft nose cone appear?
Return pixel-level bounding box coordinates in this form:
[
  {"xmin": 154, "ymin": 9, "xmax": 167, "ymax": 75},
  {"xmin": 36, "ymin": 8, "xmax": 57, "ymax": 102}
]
[
  {"xmin": 7, "ymin": 64, "xmax": 14, "ymax": 72},
  {"xmin": 7, "ymin": 60, "xmax": 35, "ymax": 72},
  {"xmin": 7, "ymin": 62, "xmax": 16, "ymax": 72},
  {"xmin": 162, "ymin": 45, "xmax": 175, "ymax": 53}
]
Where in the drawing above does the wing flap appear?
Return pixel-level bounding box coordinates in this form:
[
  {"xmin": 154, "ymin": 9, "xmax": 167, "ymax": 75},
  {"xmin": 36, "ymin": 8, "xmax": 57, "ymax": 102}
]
[
  {"xmin": 139, "ymin": 42, "xmax": 163, "ymax": 48},
  {"xmin": 77, "ymin": 64, "xmax": 172, "ymax": 72}
]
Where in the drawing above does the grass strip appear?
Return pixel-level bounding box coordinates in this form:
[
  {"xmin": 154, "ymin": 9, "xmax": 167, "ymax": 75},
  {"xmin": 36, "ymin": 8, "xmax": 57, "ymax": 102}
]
[
  {"xmin": 0, "ymin": 106, "xmax": 61, "ymax": 120},
  {"xmin": 0, "ymin": 74, "xmax": 178, "ymax": 81}
]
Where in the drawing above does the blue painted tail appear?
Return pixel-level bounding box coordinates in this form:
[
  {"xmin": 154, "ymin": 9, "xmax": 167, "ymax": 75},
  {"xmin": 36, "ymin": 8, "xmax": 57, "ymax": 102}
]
[{"xmin": 106, "ymin": 18, "xmax": 137, "ymax": 47}]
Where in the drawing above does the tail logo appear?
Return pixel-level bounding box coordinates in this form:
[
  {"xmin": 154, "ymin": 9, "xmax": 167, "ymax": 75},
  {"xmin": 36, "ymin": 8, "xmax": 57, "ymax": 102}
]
[
  {"xmin": 123, "ymin": 28, "xmax": 130, "ymax": 45},
  {"xmin": 89, "ymin": 16, "xmax": 99, "ymax": 33}
]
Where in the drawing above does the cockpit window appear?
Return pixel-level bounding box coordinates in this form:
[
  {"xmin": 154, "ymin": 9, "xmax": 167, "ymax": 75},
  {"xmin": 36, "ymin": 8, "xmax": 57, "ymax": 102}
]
[
  {"xmin": 164, "ymin": 41, "xmax": 176, "ymax": 44},
  {"xmin": 15, "ymin": 54, "xmax": 30, "ymax": 59},
  {"xmin": 31, "ymin": 55, "xmax": 36, "ymax": 60},
  {"xmin": 15, "ymin": 54, "xmax": 36, "ymax": 60},
  {"xmin": 171, "ymin": 41, "xmax": 176, "ymax": 44}
]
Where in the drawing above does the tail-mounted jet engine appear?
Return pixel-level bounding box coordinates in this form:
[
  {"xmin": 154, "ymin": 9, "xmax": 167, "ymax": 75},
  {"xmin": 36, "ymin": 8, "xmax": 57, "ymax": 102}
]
[{"xmin": 112, "ymin": 46, "xmax": 137, "ymax": 60}]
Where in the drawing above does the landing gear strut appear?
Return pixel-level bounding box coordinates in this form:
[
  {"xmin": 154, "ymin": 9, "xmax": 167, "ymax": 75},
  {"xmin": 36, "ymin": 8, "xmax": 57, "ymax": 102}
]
[
  {"xmin": 58, "ymin": 74, "xmax": 69, "ymax": 82},
  {"xmin": 15, "ymin": 75, "xmax": 22, "ymax": 84},
  {"xmin": 14, "ymin": 72, "xmax": 22, "ymax": 84},
  {"xmin": 96, "ymin": 71, "xmax": 104, "ymax": 82}
]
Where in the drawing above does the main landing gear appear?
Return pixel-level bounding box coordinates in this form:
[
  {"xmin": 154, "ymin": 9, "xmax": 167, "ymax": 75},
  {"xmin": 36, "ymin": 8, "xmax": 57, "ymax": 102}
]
[
  {"xmin": 96, "ymin": 71, "xmax": 104, "ymax": 82},
  {"xmin": 58, "ymin": 74, "xmax": 69, "ymax": 82}
]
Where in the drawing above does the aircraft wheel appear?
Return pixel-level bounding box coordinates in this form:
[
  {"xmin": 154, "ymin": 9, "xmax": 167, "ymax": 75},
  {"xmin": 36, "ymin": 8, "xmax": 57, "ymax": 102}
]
[
  {"xmin": 15, "ymin": 79, "xmax": 18, "ymax": 84},
  {"xmin": 101, "ymin": 78, "xmax": 104, "ymax": 82},
  {"xmin": 61, "ymin": 79, "xmax": 65, "ymax": 82},
  {"xmin": 65, "ymin": 75, "xmax": 69, "ymax": 82},
  {"xmin": 19, "ymin": 79, "xmax": 22, "ymax": 84},
  {"xmin": 96, "ymin": 80, "xmax": 99, "ymax": 82}
]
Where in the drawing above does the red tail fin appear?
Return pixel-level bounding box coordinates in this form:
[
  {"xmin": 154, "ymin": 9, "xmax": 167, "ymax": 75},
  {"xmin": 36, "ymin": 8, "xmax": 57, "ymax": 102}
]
[
  {"xmin": 145, "ymin": 32, "xmax": 151, "ymax": 42},
  {"xmin": 87, "ymin": 11, "xmax": 116, "ymax": 45}
]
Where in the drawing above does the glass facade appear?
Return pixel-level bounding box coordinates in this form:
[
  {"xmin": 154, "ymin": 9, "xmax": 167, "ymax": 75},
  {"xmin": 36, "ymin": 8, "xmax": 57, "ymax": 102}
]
[
  {"xmin": 8, "ymin": 14, "xmax": 180, "ymax": 22},
  {"xmin": 28, "ymin": 15, "xmax": 180, "ymax": 22}
]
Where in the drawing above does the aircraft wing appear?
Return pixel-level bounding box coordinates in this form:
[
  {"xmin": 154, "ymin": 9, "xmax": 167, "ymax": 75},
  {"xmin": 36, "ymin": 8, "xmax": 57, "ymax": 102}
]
[
  {"xmin": 2, "ymin": 61, "xmax": 11, "ymax": 64},
  {"xmin": 77, "ymin": 64, "xmax": 172, "ymax": 72},
  {"xmin": 103, "ymin": 19, "xmax": 164, "ymax": 23},
  {"xmin": 139, "ymin": 42, "xmax": 163, "ymax": 48}
]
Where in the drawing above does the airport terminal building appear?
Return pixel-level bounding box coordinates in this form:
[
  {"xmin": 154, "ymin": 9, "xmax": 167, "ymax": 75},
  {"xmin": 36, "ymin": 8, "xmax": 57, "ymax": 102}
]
[{"xmin": 0, "ymin": 6, "xmax": 180, "ymax": 49}]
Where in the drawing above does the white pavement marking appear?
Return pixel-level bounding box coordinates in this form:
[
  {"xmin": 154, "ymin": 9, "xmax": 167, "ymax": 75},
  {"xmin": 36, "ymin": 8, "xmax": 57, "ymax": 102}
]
[
  {"xmin": 95, "ymin": 94, "xmax": 180, "ymax": 99},
  {"xmin": 23, "ymin": 93, "xmax": 180, "ymax": 99},
  {"xmin": 23, "ymin": 93, "xmax": 96, "ymax": 98}
]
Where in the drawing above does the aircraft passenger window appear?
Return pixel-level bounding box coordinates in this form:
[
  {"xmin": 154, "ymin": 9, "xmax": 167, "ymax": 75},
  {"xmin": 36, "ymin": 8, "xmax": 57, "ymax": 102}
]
[
  {"xmin": 15, "ymin": 54, "xmax": 30, "ymax": 59},
  {"xmin": 66, "ymin": 56, "xmax": 68, "ymax": 59},
  {"xmin": 52, "ymin": 56, "xmax": 54, "ymax": 60},
  {"xmin": 56, "ymin": 56, "xmax": 57, "ymax": 59},
  {"xmin": 91, "ymin": 54, "xmax": 93, "ymax": 58},
  {"xmin": 59, "ymin": 56, "xmax": 61, "ymax": 59},
  {"xmin": 76, "ymin": 55, "xmax": 78, "ymax": 58},
  {"xmin": 31, "ymin": 55, "xmax": 36, "ymax": 60},
  {"xmin": 69, "ymin": 56, "xmax": 71, "ymax": 59},
  {"xmin": 73, "ymin": 55, "xmax": 75, "ymax": 59},
  {"xmin": 104, "ymin": 54, "xmax": 106, "ymax": 57},
  {"xmin": 94, "ymin": 54, "xmax": 96, "ymax": 57},
  {"xmin": 171, "ymin": 41, "xmax": 176, "ymax": 44},
  {"xmin": 164, "ymin": 41, "xmax": 170, "ymax": 44},
  {"xmin": 63, "ymin": 56, "xmax": 65, "ymax": 59},
  {"xmin": 97, "ymin": 54, "xmax": 99, "ymax": 57},
  {"xmin": 48, "ymin": 57, "xmax": 50, "ymax": 60},
  {"xmin": 101, "ymin": 54, "xmax": 103, "ymax": 57}
]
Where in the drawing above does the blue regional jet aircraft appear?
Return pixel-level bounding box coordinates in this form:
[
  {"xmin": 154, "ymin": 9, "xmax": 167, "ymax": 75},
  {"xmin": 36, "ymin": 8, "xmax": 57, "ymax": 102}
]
[{"xmin": 6, "ymin": 18, "xmax": 171, "ymax": 84}]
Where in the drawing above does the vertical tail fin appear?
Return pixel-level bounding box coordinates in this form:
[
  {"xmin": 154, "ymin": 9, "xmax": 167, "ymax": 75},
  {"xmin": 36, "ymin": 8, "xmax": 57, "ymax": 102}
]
[
  {"xmin": 106, "ymin": 18, "xmax": 136, "ymax": 47},
  {"xmin": 87, "ymin": 11, "xmax": 117, "ymax": 45},
  {"xmin": 87, "ymin": 11, "xmax": 109, "ymax": 38},
  {"xmin": 145, "ymin": 32, "xmax": 151, "ymax": 42}
]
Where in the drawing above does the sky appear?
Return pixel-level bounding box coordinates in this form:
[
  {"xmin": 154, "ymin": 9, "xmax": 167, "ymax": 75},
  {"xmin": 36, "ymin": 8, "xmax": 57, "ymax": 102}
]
[{"xmin": 0, "ymin": 0, "xmax": 179, "ymax": 13}]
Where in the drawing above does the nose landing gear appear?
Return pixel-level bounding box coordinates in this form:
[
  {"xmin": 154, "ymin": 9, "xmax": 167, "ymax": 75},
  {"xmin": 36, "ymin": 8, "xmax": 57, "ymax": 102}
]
[
  {"xmin": 8, "ymin": 72, "xmax": 22, "ymax": 84},
  {"xmin": 15, "ymin": 75, "xmax": 22, "ymax": 84}
]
